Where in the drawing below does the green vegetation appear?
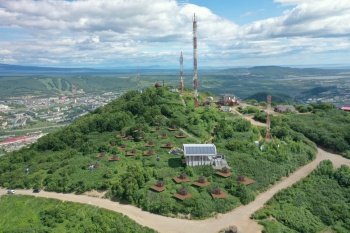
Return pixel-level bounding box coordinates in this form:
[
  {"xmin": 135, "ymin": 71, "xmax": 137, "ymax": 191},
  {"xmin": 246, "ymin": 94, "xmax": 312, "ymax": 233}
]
[
  {"xmin": 0, "ymin": 195, "xmax": 156, "ymax": 233},
  {"xmin": 275, "ymin": 108, "xmax": 350, "ymax": 155},
  {"xmin": 253, "ymin": 160, "xmax": 350, "ymax": 233},
  {"xmin": 245, "ymin": 92, "xmax": 293, "ymax": 104},
  {"xmin": 0, "ymin": 87, "xmax": 316, "ymax": 218}
]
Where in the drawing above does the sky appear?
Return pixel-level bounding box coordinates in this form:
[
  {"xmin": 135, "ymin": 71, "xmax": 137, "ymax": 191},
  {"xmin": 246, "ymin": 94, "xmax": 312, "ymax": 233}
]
[{"xmin": 0, "ymin": 0, "xmax": 349, "ymax": 69}]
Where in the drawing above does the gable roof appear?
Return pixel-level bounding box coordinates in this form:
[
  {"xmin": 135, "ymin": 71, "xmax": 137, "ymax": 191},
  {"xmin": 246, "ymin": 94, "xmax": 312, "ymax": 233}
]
[{"xmin": 183, "ymin": 144, "xmax": 216, "ymax": 155}]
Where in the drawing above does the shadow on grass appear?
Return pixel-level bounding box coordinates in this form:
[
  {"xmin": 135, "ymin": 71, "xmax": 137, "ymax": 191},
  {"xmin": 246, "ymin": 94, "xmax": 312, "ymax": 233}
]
[{"xmin": 168, "ymin": 158, "xmax": 182, "ymax": 168}]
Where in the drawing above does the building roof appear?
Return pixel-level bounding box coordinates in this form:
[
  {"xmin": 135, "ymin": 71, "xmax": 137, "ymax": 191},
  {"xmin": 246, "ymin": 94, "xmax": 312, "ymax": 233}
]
[
  {"xmin": 183, "ymin": 144, "xmax": 216, "ymax": 155},
  {"xmin": 341, "ymin": 106, "xmax": 350, "ymax": 111}
]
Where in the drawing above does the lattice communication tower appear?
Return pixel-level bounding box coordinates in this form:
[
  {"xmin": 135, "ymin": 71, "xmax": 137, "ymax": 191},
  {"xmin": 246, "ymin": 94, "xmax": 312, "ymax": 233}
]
[{"xmin": 265, "ymin": 95, "xmax": 272, "ymax": 139}]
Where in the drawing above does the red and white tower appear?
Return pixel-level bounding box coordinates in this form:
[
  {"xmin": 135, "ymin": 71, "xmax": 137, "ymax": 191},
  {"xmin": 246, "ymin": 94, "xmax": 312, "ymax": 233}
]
[
  {"xmin": 265, "ymin": 95, "xmax": 272, "ymax": 139},
  {"xmin": 180, "ymin": 51, "xmax": 184, "ymax": 94},
  {"xmin": 193, "ymin": 13, "xmax": 199, "ymax": 107}
]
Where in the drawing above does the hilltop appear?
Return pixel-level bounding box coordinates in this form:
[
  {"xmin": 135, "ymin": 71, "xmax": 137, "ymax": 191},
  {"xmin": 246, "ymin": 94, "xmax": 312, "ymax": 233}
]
[{"xmin": 0, "ymin": 86, "xmax": 317, "ymax": 219}]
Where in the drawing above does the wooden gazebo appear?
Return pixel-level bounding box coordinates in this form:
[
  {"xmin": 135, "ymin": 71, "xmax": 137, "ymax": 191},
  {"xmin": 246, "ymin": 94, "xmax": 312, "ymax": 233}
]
[
  {"xmin": 227, "ymin": 225, "xmax": 238, "ymax": 233},
  {"xmin": 116, "ymin": 132, "xmax": 126, "ymax": 138},
  {"xmin": 172, "ymin": 187, "xmax": 192, "ymax": 200},
  {"xmin": 133, "ymin": 128, "xmax": 142, "ymax": 133},
  {"xmin": 143, "ymin": 149, "xmax": 156, "ymax": 156},
  {"xmin": 158, "ymin": 132, "xmax": 168, "ymax": 139},
  {"xmin": 110, "ymin": 141, "xmax": 116, "ymax": 146},
  {"xmin": 151, "ymin": 126, "xmax": 161, "ymax": 133},
  {"xmin": 93, "ymin": 163, "xmax": 101, "ymax": 169},
  {"xmin": 175, "ymin": 131, "xmax": 186, "ymax": 138},
  {"xmin": 123, "ymin": 135, "xmax": 134, "ymax": 141},
  {"xmin": 139, "ymin": 135, "xmax": 147, "ymax": 140},
  {"xmin": 211, "ymin": 186, "xmax": 228, "ymax": 199},
  {"xmin": 150, "ymin": 180, "xmax": 166, "ymax": 192},
  {"xmin": 173, "ymin": 172, "xmax": 190, "ymax": 183},
  {"xmin": 168, "ymin": 125, "xmax": 178, "ymax": 131},
  {"xmin": 216, "ymin": 166, "xmax": 232, "ymax": 178},
  {"xmin": 144, "ymin": 140, "xmax": 155, "ymax": 147},
  {"xmin": 192, "ymin": 176, "xmax": 211, "ymax": 187},
  {"xmin": 108, "ymin": 155, "xmax": 120, "ymax": 161},
  {"xmin": 161, "ymin": 142, "xmax": 173, "ymax": 148},
  {"xmin": 126, "ymin": 149, "xmax": 137, "ymax": 156},
  {"xmin": 118, "ymin": 144, "xmax": 127, "ymax": 150},
  {"xmin": 96, "ymin": 153, "xmax": 105, "ymax": 158},
  {"xmin": 237, "ymin": 175, "xmax": 256, "ymax": 185}
]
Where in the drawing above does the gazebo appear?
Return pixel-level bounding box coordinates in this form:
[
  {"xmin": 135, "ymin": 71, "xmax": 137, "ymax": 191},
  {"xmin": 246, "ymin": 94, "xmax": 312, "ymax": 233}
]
[
  {"xmin": 168, "ymin": 125, "xmax": 178, "ymax": 131},
  {"xmin": 211, "ymin": 186, "xmax": 228, "ymax": 199},
  {"xmin": 192, "ymin": 176, "xmax": 211, "ymax": 187},
  {"xmin": 237, "ymin": 175, "xmax": 256, "ymax": 185},
  {"xmin": 96, "ymin": 153, "xmax": 105, "ymax": 158},
  {"xmin": 158, "ymin": 132, "xmax": 167, "ymax": 139},
  {"xmin": 143, "ymin": 149, "xmax": 156, "ymax": 156},
  {"xmin": 175, "ymin": 131, "xmax": 186, "ymax": 138},
  {"xmin": 123, "ymin": 135, "xmax": 134, "ymax": 141},
  {"xmin": 161, "ymin": 142, "xmax": 173, "ymax": 148},
  {"xmin": 108, "ymin": 155, "xmax": 120, "ymax": 161},
  {"xmin": 116, "ymin": 132, "xmax": 126, "ymax": 138},
  {"xmin": 151, "ymin": 126, "xmax": 161, "ymax": 133},
  {"xmin": 216, "ymin": 166, "xmax": 232, "ymax": 178},
  {"xmin": 150, "ymin": 180, "xmax": 166, "ymax": 192},
  {"xmin": 118, "ymin": 144, "xmax": 127, "ymax": 150},
  {"xmin": 173, "ymin": 172, "xmax": 190, "ymax": 183},
  {"xmin": 126, "ymin": 149, "xmax": 137, "ymax": 156},
  {"xmin": 144, "ymin": 140, "xmax": 155, "ymax": 147},
  {"xmin": 172, "ymin": 187, "xmax": 192, "ymax": 200}
]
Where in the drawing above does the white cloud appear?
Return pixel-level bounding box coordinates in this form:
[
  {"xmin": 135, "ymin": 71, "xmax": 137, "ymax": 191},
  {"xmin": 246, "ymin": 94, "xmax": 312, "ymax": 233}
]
[{"xmin": 0, "ymin": 0, "xmax": 349, "ymax": 67}]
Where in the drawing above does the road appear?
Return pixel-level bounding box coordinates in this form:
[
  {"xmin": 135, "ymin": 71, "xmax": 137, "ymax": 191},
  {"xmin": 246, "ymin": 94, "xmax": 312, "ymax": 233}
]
[
  {"xmin": 1, "ymin": 148, "xmax": 349, "ymax": 233},
  {"xmin": 4, "ymin": 124, "xmax": 68, "ymax": 133}
]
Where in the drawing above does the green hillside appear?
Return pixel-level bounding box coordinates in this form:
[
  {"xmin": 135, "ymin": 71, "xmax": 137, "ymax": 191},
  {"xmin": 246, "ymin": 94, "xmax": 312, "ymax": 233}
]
[
  {"xmin": 245, "ymin": 92, "xmax": 293, "ymax": 103},
  {"xmin": 0, "ymin": 195, "xmax": 156, "ymax": 233},
  {"xmin": 0, "ymin": 87, "xmax": 317, "ymax": 218},
  {"xmin": 254, "ymin": 161, "xmax": 350, "ymax": 233}
]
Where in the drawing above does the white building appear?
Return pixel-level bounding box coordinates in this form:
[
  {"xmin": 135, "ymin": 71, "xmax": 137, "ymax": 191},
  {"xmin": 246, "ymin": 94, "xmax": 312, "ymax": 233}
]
[{"xmin": 183, "ymin": 144, "xmax": 228, "ymax": 167}]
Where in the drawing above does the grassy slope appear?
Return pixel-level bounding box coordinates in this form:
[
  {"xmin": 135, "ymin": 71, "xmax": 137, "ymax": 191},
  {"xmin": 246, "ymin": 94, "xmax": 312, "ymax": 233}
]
[{"xmin": 0, "ymin": 195, "xmax": 156, "ymax": 233}]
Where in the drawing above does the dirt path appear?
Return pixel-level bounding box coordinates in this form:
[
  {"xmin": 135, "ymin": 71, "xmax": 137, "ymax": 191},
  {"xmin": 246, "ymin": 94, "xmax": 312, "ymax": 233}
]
[{"xmin": 1, "ymin": 148, "xmax": 349, "ymax": 233}]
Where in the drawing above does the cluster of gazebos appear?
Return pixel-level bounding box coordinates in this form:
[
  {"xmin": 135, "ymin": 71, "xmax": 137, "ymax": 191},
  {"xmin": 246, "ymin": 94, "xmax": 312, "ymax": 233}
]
[
  {"xmin": 150, "ymin": 166, "xmax": 255, "ymax": 201},
  {"xmin": 90, "ymin": 126, "xmax": 186, "ymax": 169}
]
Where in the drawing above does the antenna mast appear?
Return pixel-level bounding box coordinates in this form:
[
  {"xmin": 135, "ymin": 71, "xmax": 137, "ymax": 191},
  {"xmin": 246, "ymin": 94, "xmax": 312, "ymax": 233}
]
[
  {"xmin": 265, "ymin": 95, "xmax": 272, "ymax": 139},
  {"xmin": 180, "ymin": 51, "xmax": 184, "ymax": 94},
  {"xmin": 193, "ymin": 13, "xmax": 198, "ymax": 107}
]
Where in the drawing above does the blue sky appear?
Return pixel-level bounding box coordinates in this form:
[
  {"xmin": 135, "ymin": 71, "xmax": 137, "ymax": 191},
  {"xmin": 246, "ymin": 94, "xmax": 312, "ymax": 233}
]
[{"xmin": 0, "ymin": 0, "xmax": 349, "ymax": 68}]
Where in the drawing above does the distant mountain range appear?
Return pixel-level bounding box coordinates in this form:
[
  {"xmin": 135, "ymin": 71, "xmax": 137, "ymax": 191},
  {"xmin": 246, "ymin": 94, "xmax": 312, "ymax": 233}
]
[
  {"xmin": 2, "ymin": 63, "xmax": 350, "ymax": 76},
  {"xmin": 221, "ymin": 65, "xmax": 350, "ymax": 76}
]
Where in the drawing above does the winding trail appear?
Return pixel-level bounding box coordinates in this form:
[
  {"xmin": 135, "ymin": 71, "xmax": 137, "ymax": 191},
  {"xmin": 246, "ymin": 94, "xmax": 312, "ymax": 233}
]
[{"xmin": 1, "ymin": 148, "xmax": 349, "ymax": 233}]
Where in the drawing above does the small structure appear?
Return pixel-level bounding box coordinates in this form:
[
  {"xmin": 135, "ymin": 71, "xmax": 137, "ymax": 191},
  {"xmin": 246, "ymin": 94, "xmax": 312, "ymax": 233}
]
[
  {"xmin": 133, "ymin": 127, "xmax": 142, "ymax": 133},
  {"xmin": 24, "ymin": 167, "xmax": 29, "ymax": 174},
  {"xmin": 143, "ymin": 149, "xmax": 155, "ymax": 156},
  {"xmin": 221, "ymin": 106, "xmax": 232, "ymax": 112},
  {"xmin": 216, "ymin": 166, "xmax": 232, "ymax": 178},
  {"xmin": 123, "ymin": 135, "xmax": 134, "ymax": 141},
  {"xmin": 341, "ymin": 106, "xmax": 350, "ymax": 111},
  {"xmin": 227, "ymin": 225, "xmax": 238, "ymax": 233},
  {"xmin": 168, "ymin": 125, "xmax": 178, "ymax": 131},
  {"xmin": 155, "ymin": 82, "xmax": 162, "ymax": 88},
  {"xmin": 151, "ymin": 126, "xmax": 161, "ymax": 133},
  {"xmin": 275, "ymin": 105, "xmax": 296, "ymax": 113},
  {"xmin": 183, "ymin": 144, "xmax": 228, "ymax": 168},
  {"xmin": 118, "ymin": 144, "xmax": 127, "ymax": 150},
  {"xmin": 236, "ymin": 175, "xmax": 256, "ymax": 185},
  {"xmin": 150, "ymin": 180, "xmax": 166, "ymax": 192},
  {"xmin": 158, "ymin": 132, "xmax": 168, "ymax": 139},
  {"xmin": 96, "ymin": 153, "xmax": 106, "ymax": 158},
  {"xmin": 110, "ymin": 141, "xmax": 116, "ymax": 146},
  {"xmin": 218, "ymin": 94, "xmax": 238, "ymax": 106},
  {"xmin": 211, "ymin": 186, "xmax": 228, "ymax": 199},
  {"xmin": 144, "ymin": 140, "xmax": 155, "ymax": 147},
  {"xmin": 175, "ymin": 131, "xmax": 186, "ymax": 138},
  {"xmin": 161, "ymin": 142, "xmax": 173, "ymax": 148},
  {"xmin": 173, "ymin": 172, "xmax": 190, "ymax": 183},
  {"xmin": 108, "ymin": 155, "xmax": 120, "ymax": 161},
  {"xmin": 192, "ymin": 176, "xmax": 210, "ymax": 187},
  {"xmin": 126, "ymin": 149, "xmax": 137, "ymax": 156},
  {"xmin": 139, "ymin": 135, "xmax": 147, "ymax": 140},
  {"xmin": 93, "ymin": 163, "xmax": 101, "ymax": 169},
  {"xmin": 116, "ymin": 132, "xmax": 126, "ymax": 138},
  {"xmin": 172, "ymin": 188, "xmax": 192, "ymax": 201}
]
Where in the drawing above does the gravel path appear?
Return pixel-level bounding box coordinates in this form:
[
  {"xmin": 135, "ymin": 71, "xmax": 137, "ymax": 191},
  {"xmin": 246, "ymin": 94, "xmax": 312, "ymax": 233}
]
[{"xmin": 1, "ymin": 148, "xmax": 349, "ymax": 233}]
